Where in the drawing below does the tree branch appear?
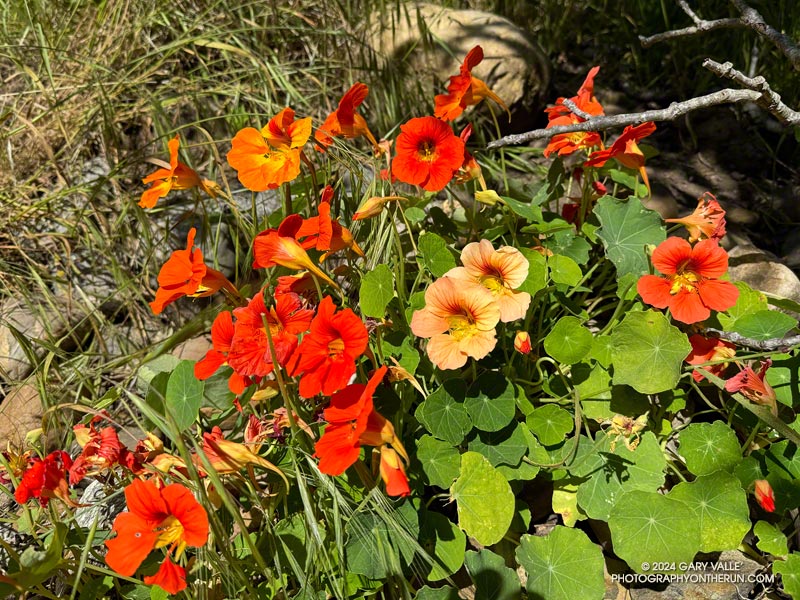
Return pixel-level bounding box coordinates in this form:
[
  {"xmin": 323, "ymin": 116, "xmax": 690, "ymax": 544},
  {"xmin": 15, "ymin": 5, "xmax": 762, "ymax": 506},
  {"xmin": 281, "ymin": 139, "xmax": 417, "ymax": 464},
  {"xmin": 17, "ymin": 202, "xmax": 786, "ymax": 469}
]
[
  {"xmin": 640, "ymin": 0, "xmax": 740, "ymax": 48},
  {"xmin": 730, "ymin": 0, "xmax": 800, "ymax": 70},
  {"xmin": 702, "ymin": 328, "xmax": 800, "ymax": 352},
  {"xmin": 561, "ymin": 98, "xmax": 593, "ymax": 121}
]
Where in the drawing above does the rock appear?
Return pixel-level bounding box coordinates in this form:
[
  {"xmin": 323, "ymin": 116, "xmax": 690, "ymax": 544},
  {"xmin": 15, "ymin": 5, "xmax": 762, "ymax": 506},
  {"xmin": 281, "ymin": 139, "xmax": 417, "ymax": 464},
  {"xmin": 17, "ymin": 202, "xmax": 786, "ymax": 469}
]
[
  {"xmin": 367, "ymin": 3, "xmax": 550, "ymax": 127},
  {"xmin": 0, "ymin": 384, "xmax": 43, "ymax": 448},
  {"xmin": 643, "ymin": 193, "xmax": 679, "ymax": 220},
  {"xmin": 171, "ymin": 334, "xmax": 213, "ymax": 362},
  {"xmin": 728, "ymin": 244, "xmax": 800, "ymax": 310}
]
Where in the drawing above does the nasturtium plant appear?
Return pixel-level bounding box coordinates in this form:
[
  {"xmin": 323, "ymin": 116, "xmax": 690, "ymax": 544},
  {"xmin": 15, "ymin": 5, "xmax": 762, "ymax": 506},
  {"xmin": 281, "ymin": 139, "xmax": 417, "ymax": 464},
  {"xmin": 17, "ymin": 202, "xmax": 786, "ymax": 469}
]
[
  {"xmin": 594, "ymin": 195, "xmax": 665, "ymax": 277},
  {"xmin": 543, "ymin": 316, "xmax": 593, "ymax": 365},
  {"xmin": 679, "ymin": 421, "xmax": 742, "ymax": 476}
]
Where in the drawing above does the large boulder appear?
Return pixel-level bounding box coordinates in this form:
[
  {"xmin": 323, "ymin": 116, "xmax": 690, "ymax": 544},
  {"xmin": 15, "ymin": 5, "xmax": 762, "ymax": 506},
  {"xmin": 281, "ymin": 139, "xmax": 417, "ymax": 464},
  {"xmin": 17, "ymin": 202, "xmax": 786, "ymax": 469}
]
[
  {"xmin": 368, "ymin": 3, "xmax": 549, "ymax": 128},
  {"xmin": 728, "ymin": 244, "xmax": 800, "ymax": 316}
]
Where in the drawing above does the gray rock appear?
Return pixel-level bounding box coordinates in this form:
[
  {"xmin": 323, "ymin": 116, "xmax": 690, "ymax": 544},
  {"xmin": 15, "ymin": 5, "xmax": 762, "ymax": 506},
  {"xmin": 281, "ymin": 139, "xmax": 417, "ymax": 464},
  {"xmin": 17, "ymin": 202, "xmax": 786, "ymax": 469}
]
[
  {"xmin": 728, "ymin": 244, "xmax": 800, "ymax": 311},
  {"xmin": 367, "ymin": 3, "xmax": 550, "ymax": 122}
]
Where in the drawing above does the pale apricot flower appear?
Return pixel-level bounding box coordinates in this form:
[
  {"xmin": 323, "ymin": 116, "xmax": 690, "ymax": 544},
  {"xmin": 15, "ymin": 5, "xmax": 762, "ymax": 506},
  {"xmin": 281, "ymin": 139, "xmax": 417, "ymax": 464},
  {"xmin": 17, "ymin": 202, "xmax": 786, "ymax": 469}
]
[
  {"xmin": 445, "ymin": 239, "xmax": 531, "ymax": 322},
  {"xmin": 410, "ymin": 276, "xmax": 500, "ymax": 370}
]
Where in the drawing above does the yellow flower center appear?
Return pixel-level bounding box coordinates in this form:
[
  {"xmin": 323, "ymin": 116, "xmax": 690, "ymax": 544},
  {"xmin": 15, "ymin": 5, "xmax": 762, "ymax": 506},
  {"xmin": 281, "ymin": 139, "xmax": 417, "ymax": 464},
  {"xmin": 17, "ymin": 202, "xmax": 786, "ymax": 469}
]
[
  {"xmin": 446, "ymin": 313, "xmax": 476, "ymax": 341},
  {"xmin": 669, "ymin": 261, "xmax": 699, "ymax": 295},
  {"xmin": 479, "ymin": 274, "xmax": 505, "ymax": 294},
  {"xmin": 328, "ymin": 338, "xmax": 345, "ymax": 357},
  {"xmin": 154, "ymin": 515, "xmax": 186, "ymax": 557},
  {"xmin": 418, "ymin": 141, "xmax": 436, "ymax": 161}
]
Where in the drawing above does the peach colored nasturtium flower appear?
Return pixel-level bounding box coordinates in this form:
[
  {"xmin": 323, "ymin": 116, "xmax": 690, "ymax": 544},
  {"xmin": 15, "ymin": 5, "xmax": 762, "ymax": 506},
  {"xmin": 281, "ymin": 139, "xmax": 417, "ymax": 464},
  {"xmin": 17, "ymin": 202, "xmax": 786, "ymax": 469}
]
[
  {"xmin": 637, "ymin": 237, "xmax": 739, "ymax": 324},
  {"xmin": 753, "ymin": 479, "xmax": 775, "ymax": 512},
  {"xmin": 725, "ymin": 359, "xmax": 778, "ymax": 415},
  {"xmin": 150, "ymin": 227, "xmax": 238, "ymax": 315},
  {"xmin": 139, "ymin": 135, "xmax": 220, "ymax": 209},
  {"xmin": 665, "ymin": 192, "xmax": 727, "ymax": 242},
  {"xmin": 392, "ymin": 116, "xmax": 465, "ymax": 192},
  {"xmin": 434, "ymin": 45, "xmax": 510, "ymax": 122},
  {"xmin": 685, "ymin": 334, "xmax": 736, "ymax": 382},
  {"xmin": 227, "ymin": 107, "xmax": 312, "ymax": 191},
  {"xmin": 585, "ymin": 122, "xmax": 656, "ymax": 191},
  {"xmin": 105, "ymin": 479, "xmax": 209, "ymax": 595},
  {"xmin": 445, "ymin": 239, "xmax": 531, "ymax": 322},
  {"xmin": 411, "ymin": 276, "xmax": 501, "ymax": 370},
  {"xmin": 315, "ymin": 82, "xmax": 380, "ymax": 151}
]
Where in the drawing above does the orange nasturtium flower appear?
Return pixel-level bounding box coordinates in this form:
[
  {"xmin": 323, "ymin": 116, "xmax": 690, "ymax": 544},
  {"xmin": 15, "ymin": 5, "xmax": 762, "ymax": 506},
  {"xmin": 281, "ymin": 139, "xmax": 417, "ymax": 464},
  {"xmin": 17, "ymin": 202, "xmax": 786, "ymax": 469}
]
[
  {"xmin": 287, "ymin": 296, "xmax": 369, "ymax": 398},
  {"xmin": 150, "ymin": 228, "xmax": 238, "ymax": 315},
  {"xmin": 410, "ymin": 276, "xmax": 501, "ymax": 370},
  {"xmin": 445, "ymin": 239, "xmax": 531, "ymax": 322},
  {"xmin": 665, "ymin": 192, "xmax": 727, "ymax": 242},
  {"xmin": 105, "ymin": 479, "xmax": 209, "ymax": 595},
  {"xmin": 543, "ymin": 66, "xmax": 604, "ymax": 158},
  {"xmin": 685, "ymin": 334, "xmax": 736, "ymax": 382},
  {"xmin": 139, "ymin": 135, "xmax": 220, "ymax": 209},
  {"xmin": 15, "ymin": 450, "xmax": 77, "ymax": 507},
  {"xmin": 315, "ymin": 82, "xmax": 380, "ymax": 151},
  {"xmin": 227, "ymin": 107, "xmax": 312, "ymax": 191},
  {"xmin": 754, "ymin": 479, "xmax": 775, "ymax": 512},
  {"xmin": 434, "ymin": 45, "xmax": 510, "ymax": 122},
  {"xmin": 196, "ymin": 427, "xmax": 288, "ymax": 489},
  {"xmin": 725, "ymin": 359, "xmax": 778, "ymax": 415},
  {"xmin": 585, "ymin": 122, "xmax": 656, "ymax": 191},
  {"xmin": 637, "ymin": 237, "xmax": 739, "ymax": 324},
  {"xmin": 379, "ymin": 446, "xmax": 411, "ymax": 497},
  {"xmin": 69, "ymin": 413, "xmax": 123, "ymax": 484},
  {"xmin": 295, "ymin": 187, "xmax": 365, "ymax": 259},
  {"xmin": 392, "ymin": 116, "xmax": 465, "ymax": 192}
]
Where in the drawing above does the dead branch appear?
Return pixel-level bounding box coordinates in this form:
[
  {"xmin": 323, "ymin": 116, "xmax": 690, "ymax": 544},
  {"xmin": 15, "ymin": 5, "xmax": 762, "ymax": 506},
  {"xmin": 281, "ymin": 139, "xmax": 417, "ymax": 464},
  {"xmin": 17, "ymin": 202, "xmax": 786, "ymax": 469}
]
[
  {"xmin": 640, "ymin": 1, "xmax": 740, "ymax": 47},
  {"xmin": 702, "ymin": 328, "xmax": 800, "ymax": 352}
]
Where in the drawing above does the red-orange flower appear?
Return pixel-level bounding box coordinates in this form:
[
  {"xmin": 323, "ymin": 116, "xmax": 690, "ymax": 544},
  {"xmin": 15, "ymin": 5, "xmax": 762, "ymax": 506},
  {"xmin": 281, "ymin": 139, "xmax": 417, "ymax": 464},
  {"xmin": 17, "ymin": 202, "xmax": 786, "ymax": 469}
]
[
  {"xmin": 15, "ymin": 450, "xmax": 76, "ymax": 507},
  {"xmin": 150, "ymin": 228, "xmax": 238, "ymax": 315},
  {"xmin": 227, "ymin": 291, "xmax": 313, "ymax": 378},
  {"xmin": 69, "ymin": 413, "xmax": 123, "ymax": 484},
  {"xmin": 226, "ymin": 108, "xmax": 312, "ymax": 191},
  {"xmin": 665, "ymin": 192, "xmax": 727, "ymax": 242},
  {"xmin": 543, "ymin": 66, "xmax": 604, "ymax": 158},
  {"xmin": 685, "ymin": 334, "xmax": 736, "ymax": 382},
  {"xmin": 379, "ymin": 445, "xmax": 410, "ymax": 497},
  {"xmin": 754, "ymin": 479, "xmax": 775, "ymax": 512},
  {"xmin": 725, "ymin": 359, "xmax": 778, "ymax": 415},
  {"xmin": 287, "ymin": 296, "xmax": 369, "ymax": 397},
  {"xmin": 410, "ymin": 276, "xmax": 500, "ymax": 370},
  {"xmin": 315, "ymin": 83, "xmax": 380, "ymax": 151},
  {"xmin": 294, "ymin": 187, "xmax": 365, "ymax": 260},
  {"xmin": 105, "ymin": 479, "xmax": 209, "ymax": 595},
  {"xmin": 585, "ymin": 122, "xmax": 656, "ymax": 190},
  {"xmin": 194, "ymin": 310, "xmax": 240, "ymax": 387},
  {"xmin": 392, "ymin": 116, "xmax": 465, "ymax": 192},
  {"xmin": 637, "ymin": 237, "xmax": 739, "ymax": 324},
  {"xmin": 514, "ymin": 331, "xmax": 532, "ymax": 355},
  {"xmin": 139, "ymin": 136, "xmax": 220, "ymax": 209},
  {"xmin": 434, "ymin": 45, "xmax": 509, "ymax": 122},
  {"xmin": 454, "ymin": 124, "xmax": 485, "ymax": 187}
]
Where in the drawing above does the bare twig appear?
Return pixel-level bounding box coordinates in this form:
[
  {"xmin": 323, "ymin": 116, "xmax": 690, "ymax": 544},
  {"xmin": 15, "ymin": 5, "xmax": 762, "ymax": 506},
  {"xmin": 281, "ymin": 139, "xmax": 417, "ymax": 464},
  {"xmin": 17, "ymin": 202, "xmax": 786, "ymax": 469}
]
[
  {"xmin": 703, "ymin": 59, "xmax": 800, "ymax": 124},
  {"xmin": 560, "ymin": 98, "xmax": 593, "ymax": 121},
  {"xmin": 488, "ymin": 88, "xmax": 763, "ymax": 148},
  {"xmin": 730, "ymin": 0, "xmax": 800, "ymax": 70},
  {"xmin": 703, "ymin": 328, "xmax": 800, "ymax": 352},
  {"xmin": 640, "ymin": 0, "xmax": 739, "ymax": 48}
]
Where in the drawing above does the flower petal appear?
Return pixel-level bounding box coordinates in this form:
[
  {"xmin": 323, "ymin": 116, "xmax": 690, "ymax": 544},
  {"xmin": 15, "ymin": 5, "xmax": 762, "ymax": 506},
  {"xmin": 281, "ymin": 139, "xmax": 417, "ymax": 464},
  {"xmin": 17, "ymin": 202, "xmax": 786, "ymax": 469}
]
[
  {"xmin": 144, "ymin": 556, "xmax": 187, "ymax": 595},
  {"xmin": 105, "ymin": 512, "xmax": 157, "ymax": 576}
]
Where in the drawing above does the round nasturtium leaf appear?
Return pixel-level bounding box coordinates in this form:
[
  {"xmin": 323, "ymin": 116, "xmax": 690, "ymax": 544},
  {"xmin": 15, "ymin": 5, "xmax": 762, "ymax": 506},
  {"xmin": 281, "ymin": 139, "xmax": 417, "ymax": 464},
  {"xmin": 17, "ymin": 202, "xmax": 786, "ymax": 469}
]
[
  {"xmin": 718, "ymin": 281, "xmax": 767, "ymax": 330},
  {"xmin": 773, "ymin": 553, "xmax": 800, "ymax": 599},
  {"xmin": 166, "ymin": 360, "xmax": 204, "ymax": 431},
  {"xmin": 516, "ymin": 526, "xmax": 605, "ymax": 600},
  {"xmin": 594, "ymin": 195, "xmax": 665, "ymax": 278},
  {"xmin": 544, "ymin": 316, "xmax": 593, "ymax": 365},
  {"xmin": 450, "ymin": 452, "xmax": 514, "ymax": 546},
  {"xmin": 468, "ymin": 422, "xmax": 528, "ymax": 467},
  {"xmin": 465, "ymin": 372, "xmax": 516, "ymax": 432},
  {"xmin": 419, "ymin": 510, "xmax": 465, "ymax": 581},
  {"xmin": 668, "ymin": 471, "xmax": 750, "ymax": 553},
  {"xmin": 465, "ymin": 549, "xmax": 522, "ymax": 600},
  {"xmin": 417, "ymin": 435, "xmax": 460, "ymax": 489},
  {"xmin": 359, "ymin": 264, "xmax": 394, "ymax": 318},
  {"xmin": 527, "ymin": 405, "xmax": 574, "ymax": 446},
  {"xmin": 732, "ymin": 309, "xmax": 797, "ymax": 342},
  {"xmin": 517, "ymin": 248, "xmax": 547, "ymax": 296},
  {"xmin": 548, "ymin": 254, "xmax": 583, "ymax": 287},
  {"xmin": 754, "ymin": 520, "xmax": 789, "ymax": 557},
  {"xmin": 415, "ymin": 380, "xmax": 472, "ymax": 445},
  {"xmin": 679, "ymin": 421, "xmax": 742, "ymax": 476},
  {"xmin": 610, "ymin": 310, "xmax": 691, "ymax": 394},
  {"xmin": 419, "ymin": 232, "xmax": 457, "ymax": 277},
  {"xmin": 608, "ymin": 490, "xmax": 701, "ymax": 573}
]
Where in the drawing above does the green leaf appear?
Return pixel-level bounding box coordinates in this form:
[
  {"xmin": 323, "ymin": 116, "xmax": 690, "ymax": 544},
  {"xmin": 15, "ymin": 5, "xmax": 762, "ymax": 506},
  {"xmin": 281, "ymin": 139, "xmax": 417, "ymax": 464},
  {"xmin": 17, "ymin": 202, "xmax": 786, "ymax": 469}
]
[
  {"xmin": 201, "ymin": 367, "xmax": 236, "ymax": 409},
  {"xmin": 544, "ymin": 316, "xmax": 593, "ymax": 364},
  {"xmin": 381, "ymin": 331, "xmax": 421, "ymax": 376},
  {"xmin": 417, "ymin": 435, "xmax": 461, "ymax": 488},
  {"xmin": 527, "ymin": 405, "xmax": 574, "ymax": 446},
  {"xmin": 773, "ymin": 553, "xmax": 800, "ymax": 599},
  {"xmin": 415, "ymin": 380, "xmax": 472, "ymax": 444},
  {"xmin": 501, "ymin": 195, "xmax": 543, "ymax": 222},
  {"xmin": 359, "ymin": 264, "xmax": 395, "ymax": 318},
  {"xmin": 767, "ymin": 353, "xmax": 800, "ymax": 408},
  {"xmin": 610, "ymin": 310, "xmax": 691, "ymax": 394},
  {"xmin": 136, "ymin": 354, "xmax": 180, "ymax": 393},
  {"xmin": 165, "ymin": 360, "xmax": 204, "ymax": 431},
  {"xmin": 516, "ymin": 526, "xmax": 605, "ymax": 600},
  {"xmin": 419, "ymin": 233, "xmax": 457, "ymax": 277},
  {"xmin": 15, "ymin": 522, "xmax": 67, "ymax": 588},
  {"xmin": 595, "ymin": 195, "xmax": 665, "ymax": 277},
  {"xmin": 589, "ymin": 336, "xmax": 613, "ymax": 368},
  {"xmin": 718, "ymin": 282, "xmax": 768, "ymax": 330},
  {"xmin": 543, "ymin": 229, "xmax": 592, "ymax": 265},
  {"xmin": 608, "ymin": 490, "xmax": 701, "ymax": 573},
  {"xmin": 575, "ymin": 432, "xmax": 666, "ymax": 521},
  {"xmin": 679, "ymin": 421, "xmax": 742, "ymax": 476},
  {"xmin": 548, "ymin": 254, "xmax": 582, "ymax": 287},
  {"xmin": 517, "ymin": 248, "xmax": 547, "ymax": 296},
  {"xmin": 468, "ymin": 422, "xmax": 528, "ymax": 467},
  {"xmin": 415, "ymin": 586, "xmax": 459, "ymax": 600},
  {"xmin": 405, "ymin": 206, "xmax": 427, "ymax": 225},
  {"xmin": 150, "ymin": 586, "xmax": 169, "ymax": 600},
  {"xmin": 466, "ymin": 549, "xmax": 521, "ymax": 600},
  {"xmin": 668, "ymin": 471, "xmax": 750, "ymax": 552},
  {"xmin": 732, "ymin": 310, "xmax": 797, "ymax": 341},
  {"xmin": 465, "ymin": 372, "xmax": 516, "ymax": 432},
  {"xmin": 451, "ymin": 452, "xmax": 514, "ymax": 546},
  {"xmin": 754, "ymin": 520, "xmax": 789, "ymax": 557},
  {"xmin": 419, "ymin": 510, "xmax": 466, "ymax": 581},
  {"xmin": 345, "ymin": 512, "xmax": 394, "ymax": 579}
]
